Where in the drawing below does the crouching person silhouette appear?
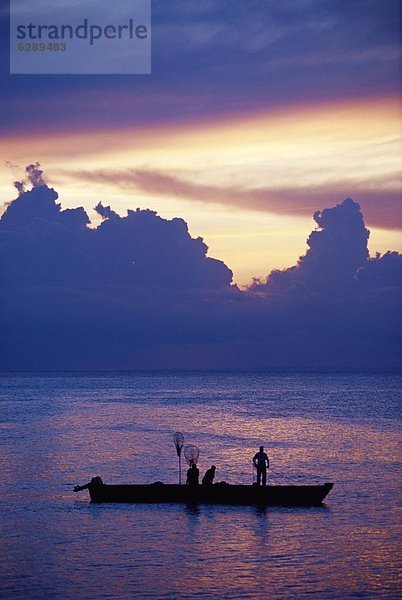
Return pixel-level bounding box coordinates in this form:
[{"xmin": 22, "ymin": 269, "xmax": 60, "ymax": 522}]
[{"xmin": 202, "ymin": 465, "xmax": 216, "ymax": 486}]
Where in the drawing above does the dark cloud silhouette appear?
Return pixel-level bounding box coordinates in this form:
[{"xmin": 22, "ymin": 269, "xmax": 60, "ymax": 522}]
[
  {"xmin": 13, "ymin": 162, "xmax": 46, "ymax": 197},
  {"xmin": 94, "ymin": 202, "xmax": 120, "ymax": 221},
  {"xmin": 356, "ymin": 251, "xmax": 402, "ymax": 289},
  {"xmin": 0, "ymin": 173, "xmax": 401, "ymax": 371},
  {"xmin": 0, "ymin": 181, "xmax": 232, "ymax": 290},
  {"xmin": 13, "ymin": 180, "xmax": 25, "ymax": 196},
  {"xmin": 0, "ymin": 184, "xmax": 89, "ymax": 235},
  {"xmin": 26, "ymin": 162, "xmax": 46, "ymax": 187},
  {"xmin": 251, "ymin": 198, "xmax": 371, "ymax": 295}
]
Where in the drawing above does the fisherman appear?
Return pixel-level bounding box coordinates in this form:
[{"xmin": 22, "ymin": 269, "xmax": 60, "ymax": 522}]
[
  {"xmin": 253, "ymin": 446, "xmax": 269, "ymax": 486},
  {"xmin": 186, "ymin": 463, "xmax": 200, "ymax": 486},
  {"xmin": 73, "ymin": 476, "xmax": 103, "ymax": 492},
  {"xmin": 202, "ymin": 465, "xmax": 216, "ymax": 486}
]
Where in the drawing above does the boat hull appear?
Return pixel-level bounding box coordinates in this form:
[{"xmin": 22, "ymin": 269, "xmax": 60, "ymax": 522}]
[{"xmin": 88, "ymin": 482, "xmax": 333, "ymax": 506}]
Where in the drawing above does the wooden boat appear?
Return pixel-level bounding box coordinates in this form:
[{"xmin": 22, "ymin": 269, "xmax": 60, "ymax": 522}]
[{"xmin": 75, "ymin": 480, "xmax": 334, "ymax": 506}]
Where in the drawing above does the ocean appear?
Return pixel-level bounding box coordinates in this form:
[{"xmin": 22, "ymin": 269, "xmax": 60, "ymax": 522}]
[{"xmin": 0, "ymin": 372, "xmax": 400, "ymax": 599}]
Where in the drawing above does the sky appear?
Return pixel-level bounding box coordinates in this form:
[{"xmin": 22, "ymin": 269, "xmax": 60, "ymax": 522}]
[
  {"xmin": 1, "ymin": 0, "xmax": 401, "ymax": 284},
  {"xmin": 0, "ymin": 0, "xmax": 401, "ymax": 370}
]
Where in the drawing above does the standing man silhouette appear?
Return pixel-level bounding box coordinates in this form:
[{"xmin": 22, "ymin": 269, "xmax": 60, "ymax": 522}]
[
  {"xmin": 253, "ymin": 446, "xmax": 270, "ymax": 486},
  {"xmin": 186, "ymin": 463, "xmax": 200, "ymax": 487}
]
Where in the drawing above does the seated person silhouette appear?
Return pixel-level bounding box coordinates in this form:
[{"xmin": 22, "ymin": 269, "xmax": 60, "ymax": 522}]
[
  {"xmin": 73, "ymin": 476, "xmax": 103, "ymax": 492},
  {"xmin": 253, "ymin": 446, "xmax": 270, "ymax": 486},
  {"xmin": 186, "ymin": 463, "xmax": 199, "ymax": 486},
  {"xmin": 202, "ymin": 465, "xmax": 216, "ymax": 486}
]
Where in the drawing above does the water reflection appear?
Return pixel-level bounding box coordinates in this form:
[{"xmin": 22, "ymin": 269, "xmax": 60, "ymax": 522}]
[
  {"xmin": 0, "ymin": 372, "xmax": 400, "ymax": 598},
  {"xmin": 184, "ymin": 503, "xmax": 201, "ymax": 519}
]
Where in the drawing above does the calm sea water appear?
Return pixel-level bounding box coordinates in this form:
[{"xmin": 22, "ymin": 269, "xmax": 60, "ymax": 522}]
[{"xmin": 0, "ymin": 372, "xmax": 400, "ymax": 599}]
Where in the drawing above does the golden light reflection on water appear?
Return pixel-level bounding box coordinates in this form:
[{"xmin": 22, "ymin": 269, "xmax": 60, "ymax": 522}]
[{"xmin": 71, "ymin": 405, "xmax": 397, "ymax": 477}]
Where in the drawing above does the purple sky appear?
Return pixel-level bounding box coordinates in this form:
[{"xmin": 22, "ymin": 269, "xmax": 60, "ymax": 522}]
[
  {"xmin": 0, "ymin": 1, "xmax": 401, "ymax": 370},
  {"xmin": 0, "ymin": 0, "xmax": 400, "ymax": 133}
]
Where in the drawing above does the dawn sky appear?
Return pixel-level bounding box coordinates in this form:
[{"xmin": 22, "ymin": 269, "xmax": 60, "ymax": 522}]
[
  {"xmin": 1, "ymin": 8, "xmax": 401, "ymax": 600},
  {"xmin": 0, "ymin": 0, "xmax": 400, "ymax": 285}
]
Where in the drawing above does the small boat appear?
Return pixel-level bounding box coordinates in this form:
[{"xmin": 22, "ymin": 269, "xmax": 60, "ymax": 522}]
[{"xmin": 74, "ymin": 479, "xmax": 334, "ymax": 506}]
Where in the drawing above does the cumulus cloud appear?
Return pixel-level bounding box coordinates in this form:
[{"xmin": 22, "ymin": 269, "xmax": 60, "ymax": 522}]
[
  {"xmin": 94, "ymin": 202, "xmax": 120, "ymax": 220},
  {"xmin": 0, "ymin": 169, "xmax": 401, "ymax": 371},
  {"xmin": 0, "ymin": 179, "xmax": 232, "ymax": 290},
  {"xmin": 12, "ymin": 162, "xmax": 47, "ymax": 197},
  {"xmin": 250, "ymin": 198, "xmax": 371, "ymax": 295},
  {"xmin": 0, "ymin": 182, "xmax": 89, "ymax": 234},
  {"xmin": 13, "ymin": 180, "xmax": 25, "ymax": 196},
  {"xmin": 357, "ymin": 251, "xmax": 402, "ymax": 289},
  {"xmin": 26, "ymin": 162, "xmax": 46, "ymax": 187}
]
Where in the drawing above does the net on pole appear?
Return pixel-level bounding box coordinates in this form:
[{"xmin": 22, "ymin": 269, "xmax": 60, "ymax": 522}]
[
  {"xmin": 184, "ymin": 444, "xmax": 200, "ymax": 466},
  {"xmin": 173, "ymin": 432, "xmax": 184, "ymax": 457},
  {"xmin": 173, "ymin": 432, "xmax": 185, "ymax": 484}
]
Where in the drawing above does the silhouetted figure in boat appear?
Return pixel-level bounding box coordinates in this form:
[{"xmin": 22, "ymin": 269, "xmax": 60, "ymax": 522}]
[
  {"xmin": 73, "ymin": 476, "xmax": 103, "ymax": 492},
  {"xmin": 186, "ymin": 463, "xmax": 200, "ymax": 487},
  {"xmin": 202, "ymin": 465, "xmax": 216, "ymax": 486},
  {"xmin": 253, "ymin": 446, "xmax": 270, "ymax": 486}
]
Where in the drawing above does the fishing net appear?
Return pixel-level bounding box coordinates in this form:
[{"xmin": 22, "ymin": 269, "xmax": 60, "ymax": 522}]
[
  {"xmin": 173, "ymin": 432, "xmax": 184, "ymax": 457},
  {"xmin": 184, "ymin": 444, "xmax": 200, "ymax": 466}
]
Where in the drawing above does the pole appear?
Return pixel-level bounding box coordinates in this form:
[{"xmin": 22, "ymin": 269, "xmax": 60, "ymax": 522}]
[{"xmin": 173, "ymin": 432, "xmax": 184, "ymax": 485}]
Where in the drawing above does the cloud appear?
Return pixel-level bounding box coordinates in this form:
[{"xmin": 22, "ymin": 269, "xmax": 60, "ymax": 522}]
[
  {"xmin": 0, "ymin": 181, "xmax": 89, "ymax": 234},
  {"xmin": 94, "ymin": 202, "xmax": 120, "ymax": 220},
  {"xmin": 12, "ymin": 161, "xmax": 47, "ymax": 197},
  {"xmin": 1, "ymin": 1, "xmax": 400, "ymax": 135},
  {"xmin": 250, "ymin": 198, "xmax": 371, "ymax": 295},
  {"xmin": 0, "ymin": 170, "xmax": 401, "ymax": 371},
  {"xmin": 13, "ymin": 180, "xmax": 25, "ymax": 196},
  {"xmin": 69, "ymin": 168, "xmax": 402, "ymax": 230},
  {"xmin": 357, "ymin": 251, "xmax": 402, "ymax": 289},
  {"xmin": 0, "ymin": 180, "xmax": 233, "ymax": 290},
  {"xmin": 25, "ymin": 162, "xmax": 46, "ymax": 187}
]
